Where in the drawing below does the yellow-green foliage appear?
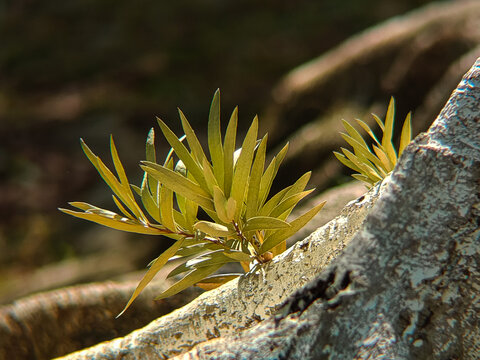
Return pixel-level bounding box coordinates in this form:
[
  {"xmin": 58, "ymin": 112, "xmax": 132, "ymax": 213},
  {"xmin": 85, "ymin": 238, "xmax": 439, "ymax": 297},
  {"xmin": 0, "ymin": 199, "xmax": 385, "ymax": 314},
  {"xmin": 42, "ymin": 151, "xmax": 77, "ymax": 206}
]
[
  {"xmin": 60, "ymin": 90, "xmax": 325, "ymax": 316},
  {"xmin": 334, "ymin": 97, "xmax": 412, "ymax": 188}
]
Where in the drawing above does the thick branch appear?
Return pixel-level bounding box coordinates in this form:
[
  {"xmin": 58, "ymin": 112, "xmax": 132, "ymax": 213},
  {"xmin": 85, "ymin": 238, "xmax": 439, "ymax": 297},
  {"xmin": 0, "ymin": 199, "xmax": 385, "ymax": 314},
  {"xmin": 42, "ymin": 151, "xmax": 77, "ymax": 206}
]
[{"xmin": 175, "ymin": 58, "xmax": 480, "ymax": 359}]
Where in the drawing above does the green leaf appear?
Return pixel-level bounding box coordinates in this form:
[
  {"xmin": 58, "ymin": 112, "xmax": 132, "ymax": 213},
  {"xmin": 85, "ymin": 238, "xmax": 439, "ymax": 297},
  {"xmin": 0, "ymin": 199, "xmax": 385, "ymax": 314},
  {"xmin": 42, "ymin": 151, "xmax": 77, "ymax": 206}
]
[
  {"xmin": 355, "ymin": 119, "xmax": 381, "ymax": 146},
  {"xmin": 243, "ymin": 216, "xmax": 290, "ymax": 233},
  {"xmin": 202, "ymin": 157, "xmax": 219, "ymax": 195},
  {"xmin": 261, "ymin": 201, "xmax": 326, "ymax": 253},
  {"xmin": 117, "ymin": 238, "xmax": 186, "ymax": 317},
  {"xmin": 59, "ymin": 206, "xmax": 167, "ymax": 235},
  {"xmin": 258, "ymin": 143, "xmax": 288, "ymax": 208},
  {"xmin": 194, "ymin": 221, "xmax": 233, "ymax": 238},
  {"xmin": 155, "ymin": 263, "xmax": 224, "ymax": 300},
  {"xmin": 80, "ymin": 139, "xmax": 146, "ymax": 222},
  {"xmin": 146, "ymin": 128, "xmax": 156, "ymax": 163},
  {"xmin": 110, "ymin": 136, "xmax": 132, "ymax": 197},
  {"xmin": 340, "ymin": 134, "xmax": 388, "ymax": 176},
  {"xmin": 230, "ymin": 116, "xmax": 259, "ymax": 219},
  {"xmin": 258, "ymin": 185, "xmax": 292, "ymax": 217},
  {"xmin": 381, "ymin": 97, "xmax": 397, "ymax": 165},
  {"xmin": 342, "ymin": 119, "xmax": 368, "ymax": 148},
  {"xmin": 141, "ymin": 161, "xmax": 214, "ymax": 212},
  {"xmin": 245, "ymin": 135, "xmax": 267, "ymax": 219},
  {"xmin": 372, "ymin": 144, "xmax": 393, "ymax": 172},
  {"xmin": 222, "ymin": 251, "xmax": 253, "ymax": 262},
  {"xmin": 139, "ymin": 184, "xmax": 161, "ymax": 223},
  {"xmin": 269, "ymin": 189, "xmax": 314, "ymax": 219},
  {"xmin": 223, "ymin": 107, "xmax": 238, "ymax": 197},
  {"xmin": 112, "ymin": 195, "xmax": 134, "ymax": 219},
  {"xmin": 372, "ymin": 114, "xmax": 385, "ymax": 132},
  {"xmin": 399, "ymin": 112, "xmax": 412, "ymax": 156},
  {"xmin": 160, "ymin": 184, "xmax": 176, "ymax": 232},
  {"xmin": 284, "ymin": 171, "xmax": 311, "ymax": 198},
  {"xmin": 208, "ymin": 89, "xmax": 224, "ymax": 187},
  {"xmin": 157, "ymin": 118, "xmax": 209, "ymax": 192},
  {"xmin": 333, "ymin": 151, "xmax": 362, "ymax": 174},
  {"xmin": 178, "ymin": 110, "xmax": 208, "ymax": 165},
  {"xmin": 213, "ymin": 186, "xmax": 231, "ymax": 223}
]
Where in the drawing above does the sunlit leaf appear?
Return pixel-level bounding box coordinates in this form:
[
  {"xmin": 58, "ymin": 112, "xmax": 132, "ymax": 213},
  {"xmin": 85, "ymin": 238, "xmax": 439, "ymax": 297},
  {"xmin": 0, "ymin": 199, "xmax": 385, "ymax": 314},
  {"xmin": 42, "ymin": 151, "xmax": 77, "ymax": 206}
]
[
  {"xmin": 208, "ymin": 89, "xmax": 224, "ymax": 186},
  {"xmin": 243, "ymin": 216, "xmax": 290, "ymax": 233},
  {"xmin": 258, "ymin": 143, "xmax": 288, "ymax": 208},
  {"xmin": 261, "ymin": 201, "xmax": 326, "ymax": 253},
  {"xmin": 381, "ymin": 97, "xmax": 397, "ymax": 165},
  {"xmin": 117, "ymin": 238, "xmax": 185, "ymax": 317},
  {"xmin": 157, "ymin": 118, "xmax": 209, "ymax": 192},
  {"xmin": 141, "ymin": 161, "xmax": 214, "ymax": 212},
  {"xmin": 230, "ymin": 116, "xmax": 259, "ymax": 219},
  {"xmin": 155, "ymin": 263, "xmax": 224, "ymax": 300},
  {"xmin": 245, "ymin": 135, "xmax": 267, "ymax": 219},
  {"xmin": 399, "ymin": 112, "xmax": 412, "ymax": 155},
  {"xmin": 269, "ymin": 189, "xmax": 314, "ymax": 219},
  {"xmin": 178, "ymin": 109, "xmax": 208, "ymax": 165},
  {"xmin": 223, "ymin": 107, "xmax": 238, "ymax": 197},
  {"xmin": 59, "ymin": 207, "xmax": 166, "ymax": 235},
  {"xmin": 213, "ymin": 186, "xmax": 231, "ymax": 223},
  {"xmin": 194, "ymin": 221, "xmax": 233, "ymax": 238}
]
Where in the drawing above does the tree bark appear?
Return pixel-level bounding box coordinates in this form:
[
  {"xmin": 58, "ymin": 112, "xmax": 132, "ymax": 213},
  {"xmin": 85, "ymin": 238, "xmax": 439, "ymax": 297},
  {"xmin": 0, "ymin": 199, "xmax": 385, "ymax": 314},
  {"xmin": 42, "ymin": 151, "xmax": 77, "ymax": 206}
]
[
  {"xmin": 173, "ymin": 58, "xmax": 480, "ymax": 359},
  {"xmin": 55, "ymin": 155, "xmax": 381, "ymax": 360}
]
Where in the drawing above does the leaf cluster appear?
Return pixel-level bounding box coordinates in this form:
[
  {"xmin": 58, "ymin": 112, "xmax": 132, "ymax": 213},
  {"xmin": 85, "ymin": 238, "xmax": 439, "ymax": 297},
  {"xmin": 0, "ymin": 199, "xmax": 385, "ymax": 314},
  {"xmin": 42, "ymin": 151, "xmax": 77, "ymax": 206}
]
[
  {"xmin": 334, "ymin": 97, "xmax": 412, "ymax": 188},
  {"xmin": 60, "ymin": 90, "xmax": 325, "ymax": 316}
]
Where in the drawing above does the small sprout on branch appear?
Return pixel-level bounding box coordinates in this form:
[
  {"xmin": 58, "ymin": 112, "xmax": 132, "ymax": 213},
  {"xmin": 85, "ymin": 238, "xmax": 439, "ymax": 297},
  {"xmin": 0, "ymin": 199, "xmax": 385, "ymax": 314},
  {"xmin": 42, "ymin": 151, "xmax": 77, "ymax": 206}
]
[
  {"xmin": 60, "ymin": 89, "xmax": 325, "ymax": 316},
  {"xmin": 334, "ymin": 97, "xmax": 413, "ymax": 188}
]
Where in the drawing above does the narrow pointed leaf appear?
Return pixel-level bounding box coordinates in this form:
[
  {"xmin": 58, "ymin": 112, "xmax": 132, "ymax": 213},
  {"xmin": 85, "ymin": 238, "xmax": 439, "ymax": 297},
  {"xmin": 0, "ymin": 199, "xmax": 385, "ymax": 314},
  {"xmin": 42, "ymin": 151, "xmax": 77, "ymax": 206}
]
[
  {"xmin": 194, "ymin": 221, "xmax": 233, "ymax": 238},
  {"xmin": 355, "ymin": 119, "xmax": 381, "ymax": 146},
  {"xmin": 141, "ymin": 161, "xmax": 214, "ymax": 212},
  {"xmin": 245, "ymin": 135, "xmax": 267, "ymax": 219},
  {"xmin": 261, "ymin": 201, "xmax": 326, "ymax": 253},
  {"xmin": 213, "ymin": 186, "xmax": 230, "ymax": 223},
  {"xmin": 157, "ymin": 119, "xmax": 209, "ymax": 192},
  {"xmin": 340, "ymin": 134, "xmax": 388, "ymax": 175},
  {"xmin": 243, "ymin": 216, "xmax": 290, "ymax": 233},
  {"xmin": 208, "ymin": 89, "xmax": 224, "ymax": 186},
  {"xmin": 110, "ymin": 136, "xmax": 132, "ymax": 196},
  {"xmin": 155, "ymin": 263, "xmax": 224, "ymax": 300},
  {"xmin": 372, "ymin": 144, "xmax": 394, "ymax": 172},
  {"xmin": 333, "ymin": 151, "xmax": 362, "ymax": 174},
  {"xmin": 117, "ymin": 238, "xmax": 186, "ymax": 317},
  {"xmin": 160, "ymin": 184, "xmax": 176, "ymax": 232},
  {"xmin": 230, "ymin": 116, "xmax": 258, "ymax": 219},
  {"xmin": 223, "ymin": 107, "xmax": 238, "ymax": 197},
  {"xmin": 342, "ymin": 119, "xmax": 368, "ymax": 148},
  {"xmin": 372, "ymin": 114, "xmax": 385, "ymax": 131},
  {"xmin": 59, "ymin": 208, "xmax": 166, "ymax": 235},
  {"xmin": 269, "ymin": 189, "xmax": 314, "ymax": 219},
  {"xmin": 112, "ymin": 195, "xmax": 135, "ymax": 219},
  {"xmin": 259, "ymin": 185, "xmax": 292, "ymax": 217},
  {"xmin": 381, "ymin": 97, "xmax": 397, "ymax": 165},
  {"xmin": 284, "ymin": 171, "xmax": 311, "ymax": 198},
  {"xmin": 178, "ymin": 110, "xmax": 208, "ymax": 165},
  {"xmin": 398, "ymin": 112, "xmax": 412, "ymax": 156},
  {"xmin": 258, "ymin": 143, "xmax": 289, "ymax": 208}
]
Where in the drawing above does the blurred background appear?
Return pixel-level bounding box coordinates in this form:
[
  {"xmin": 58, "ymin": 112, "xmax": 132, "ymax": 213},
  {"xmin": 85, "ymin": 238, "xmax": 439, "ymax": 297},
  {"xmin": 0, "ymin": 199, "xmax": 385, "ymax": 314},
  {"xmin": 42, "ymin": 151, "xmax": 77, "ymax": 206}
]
[{"xmin": 1, "ymin": 0, "xmax": 479, "ymax": 305}]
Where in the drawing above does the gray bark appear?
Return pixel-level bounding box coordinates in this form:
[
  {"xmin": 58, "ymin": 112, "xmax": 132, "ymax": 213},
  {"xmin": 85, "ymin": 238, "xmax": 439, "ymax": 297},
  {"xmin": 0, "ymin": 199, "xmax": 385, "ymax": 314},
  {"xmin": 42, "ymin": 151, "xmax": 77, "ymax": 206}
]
[
  {"xmin": 55, "ymin": 180, "xmax": 380, "ymax": 359},
  {"xmin": 173, "ymin": 58, "xmax": 480, "ymax": 359}
]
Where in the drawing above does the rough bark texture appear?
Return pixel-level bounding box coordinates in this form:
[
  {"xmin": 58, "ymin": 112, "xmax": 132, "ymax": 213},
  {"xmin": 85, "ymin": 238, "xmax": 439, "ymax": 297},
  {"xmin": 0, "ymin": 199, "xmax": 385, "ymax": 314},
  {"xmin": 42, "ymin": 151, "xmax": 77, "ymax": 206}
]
[
  {"xmin": 174, "ymin": 58, "xmax": 480, "ymax": 359},
  {"xmin": 55, "ymin": 172, "xmax": 381, "ymax": 359}
]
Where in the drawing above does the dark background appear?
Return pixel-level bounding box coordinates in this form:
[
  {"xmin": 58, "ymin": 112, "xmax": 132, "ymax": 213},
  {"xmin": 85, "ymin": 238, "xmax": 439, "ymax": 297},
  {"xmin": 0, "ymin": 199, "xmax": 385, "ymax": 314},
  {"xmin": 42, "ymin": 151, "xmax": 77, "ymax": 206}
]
[{"xmin": 0, "ymin": 0, "xmax": 444, "ymax": 302}]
